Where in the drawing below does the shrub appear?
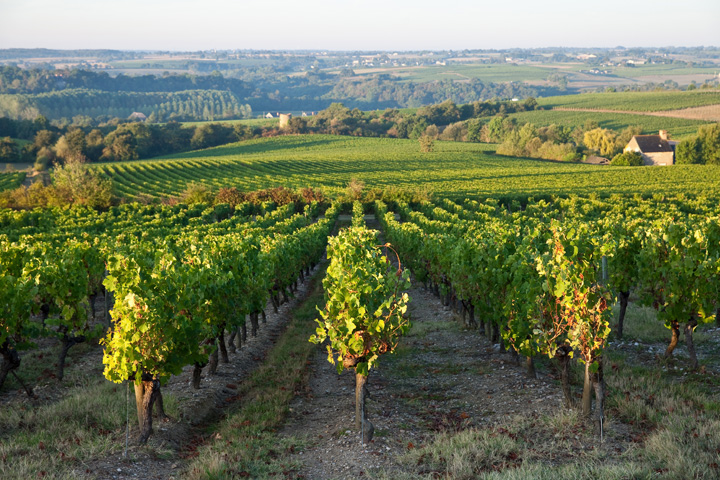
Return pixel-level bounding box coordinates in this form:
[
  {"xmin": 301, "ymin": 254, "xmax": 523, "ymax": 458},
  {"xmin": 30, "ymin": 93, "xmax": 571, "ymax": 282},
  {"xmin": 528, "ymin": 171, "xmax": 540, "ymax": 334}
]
[
  {"xmin": 215, "ymin": 187, "xmax": 245, "ymax": 207},
  {"xmin": 418, "ymin": 135, "xmax": 435, "ymax": 153},
  {"xmin": 180, "ymin": 182, "xmax": 215, "ymax": 204},
  {"xmin": 51, "ymin": 157, "xmax": 114, "ymax": 207},
  {"xmin": 611, "ymin": 151, "xmax": 644, "ymax": 166}
]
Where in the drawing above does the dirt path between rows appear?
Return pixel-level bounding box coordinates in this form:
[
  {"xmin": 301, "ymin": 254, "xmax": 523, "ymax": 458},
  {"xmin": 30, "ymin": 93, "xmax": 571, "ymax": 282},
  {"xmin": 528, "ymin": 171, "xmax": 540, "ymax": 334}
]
[{"xmin": 279, "ymin": 279, "xmax": 565, "ymax": 479}]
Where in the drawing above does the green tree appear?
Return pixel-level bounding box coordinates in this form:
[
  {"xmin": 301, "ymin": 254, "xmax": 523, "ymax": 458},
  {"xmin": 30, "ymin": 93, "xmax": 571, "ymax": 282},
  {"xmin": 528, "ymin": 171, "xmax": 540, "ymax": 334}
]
[
  {"xmin": 698, "ymin": 123, "xmax": 720, "ymax": 165},
  {"xmin": 583, "ymin": 128, "xmax": 618, "ymax": 157},
  {"xmin": 51, "ymin": 157, "xmax": 114, "ymax": 208},
  {"xmin": 33, "ymin": 130, "xmax": 57, "ymax": 150},
  {"xmin": 0, "ymin": 137, "xmax": 19, "ymax": 162},
  {"xmin": 55, "ymin": 129, "xmax": 88, "ymax": 162},
  {"xmin": 675, "ymin": 137, "xmax": 704, "ymax": 164}
]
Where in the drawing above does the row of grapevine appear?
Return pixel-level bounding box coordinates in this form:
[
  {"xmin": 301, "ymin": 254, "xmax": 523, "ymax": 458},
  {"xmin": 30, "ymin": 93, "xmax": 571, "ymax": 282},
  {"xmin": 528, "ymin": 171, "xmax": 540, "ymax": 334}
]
[
  {"xmin": 375, "ymin": 197, "xmax": 720, "ymax": 425},
  {"xmin": 0, "ymin": 200, "xmax": 339, "ymax": 443},
  {"xmin": 311, "ymin": 208, "xmax": 411, "ymax": 443}
]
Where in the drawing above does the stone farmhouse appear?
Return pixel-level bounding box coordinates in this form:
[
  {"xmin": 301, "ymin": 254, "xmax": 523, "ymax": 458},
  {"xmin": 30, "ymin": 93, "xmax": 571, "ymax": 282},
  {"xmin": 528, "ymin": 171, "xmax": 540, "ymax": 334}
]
[{"xmin": 624, "ymin": 130, "xmax": 675, "ymax": 166}]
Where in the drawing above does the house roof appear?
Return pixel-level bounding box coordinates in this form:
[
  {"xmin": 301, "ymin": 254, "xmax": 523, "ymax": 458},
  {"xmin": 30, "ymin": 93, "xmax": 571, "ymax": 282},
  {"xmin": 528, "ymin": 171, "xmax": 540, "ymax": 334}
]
[{"xmin": 631, "ymin": 135, "xmax": 673, "ymax": 153}]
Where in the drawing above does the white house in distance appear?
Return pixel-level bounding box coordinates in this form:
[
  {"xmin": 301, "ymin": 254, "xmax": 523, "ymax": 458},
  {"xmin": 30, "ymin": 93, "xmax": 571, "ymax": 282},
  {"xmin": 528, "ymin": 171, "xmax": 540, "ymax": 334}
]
[
  {"xmin": 128, "ymin": 112, "xmax": 147, "ymax": 122},
  {"xmin": 624, "ymin": 130, "xmax": 675, "ymax": 166}
]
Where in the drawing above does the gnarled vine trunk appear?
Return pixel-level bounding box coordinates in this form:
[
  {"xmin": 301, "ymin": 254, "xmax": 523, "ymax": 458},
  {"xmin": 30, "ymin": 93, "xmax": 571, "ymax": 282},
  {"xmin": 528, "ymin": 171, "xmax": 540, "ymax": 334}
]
[
  {"xmin": 0, "ymin": 342, "xmax": 21, "ymax": 391},
  {"xmin": 582, "ymin": 361, "xmax": 592, "ymax": 418},
  {"xmin": 491, "ymin": 323, "xmax": 500, "ymax": 344},
  {"xmin": 467, "ymin": 303, "xmax": 476, "ymax": 329},
  {"xmin": 218, "ymin": 332, "xmax": 229, "ymax": 364},
  {"xmin": 227, "ymin": 329, "xmax": 237, "ymax": 354},
  {"xmin": 555, "ymin": 345, "xmax": 574, "ymax": 409},
  {"xmin": 192, "ymin": 362, "xmax": 205, "ymax": 389},
  {"xmin": 57, "ymin": 332, "xmax": 85, "ymax": 381},
  {"xmin": 526, "ymin": 355, "xmax": 536, "ymax": 379},
  {"xmin": 616, "ymin": 290, "xmax": 630, "ymax": 340},
  {"xmin": 664, "ymin": 320, "xmax": 680, "ymax": 358},
  {"xmin": 208, "ymin": 346, "xmax": 219, "ymax": 375},
  {"xmin": 250, "ymin": 312, "xmax": 259, "ymax": 337},
  {"xmin": 685, "ymin": 316, "xmax": 698, "ymax": 370},
  {"xmin": 355, "ymin": 372, "xmax": 374, "ymax": 443},
  {"xmin": 133, "ymin": 375, "xmax": 161, "ymax": 444},
  {"xmin": 270, "ymin": 293, "xmax": 279, "ymax": 314}
]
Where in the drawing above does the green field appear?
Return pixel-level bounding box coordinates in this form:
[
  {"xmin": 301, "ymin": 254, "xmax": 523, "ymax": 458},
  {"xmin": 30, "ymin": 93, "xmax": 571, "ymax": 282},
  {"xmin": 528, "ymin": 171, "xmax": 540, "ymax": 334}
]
[
  {"xmin": 609, "ymin": 63, "xmax": 720, "ymax": 78},
  {"xmin": 537, "ymin": 90, "xmax": 720, "ymax": 111},
  {"xmin": 508, "ymin": 110, "xmax": 709, "ymax": 138},
  {"xmin": 359, "ymin": 64, "xmax": 560, "ymax": 83},
  {"xmin": 0, "ymin": 171, "xmax": 26, "ymax": 191},
  {"xmin": 94, "ymin": 135, "xmax": 720, "ymax": 200}
]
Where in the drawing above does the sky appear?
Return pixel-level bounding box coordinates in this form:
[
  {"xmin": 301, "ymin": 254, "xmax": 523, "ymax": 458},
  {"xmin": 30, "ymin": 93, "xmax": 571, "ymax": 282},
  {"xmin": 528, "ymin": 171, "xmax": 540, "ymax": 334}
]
[{"xmin": 0, "ymin": 0, "xmax": 718, "ymax": 51}]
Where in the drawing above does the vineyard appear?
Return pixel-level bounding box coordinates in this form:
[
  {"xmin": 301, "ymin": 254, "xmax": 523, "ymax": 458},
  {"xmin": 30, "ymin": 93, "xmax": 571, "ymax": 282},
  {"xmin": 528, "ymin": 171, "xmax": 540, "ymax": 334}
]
[
  {"xmin": 92, "ymin": 135, "xmax": 720, "ymax": 200},
  {"xmin": 537, "ymin": 90, "xmax": 720, "ymax": 112},
  {"xmin": 1, "ymin": 192, "xmax": 720, "ymax": 479},
  {"xmin": 0, "ymin": 171, "xmax": 25, "ymax": 192},
  {"xmin": 0, "ymin": 89, "xmax": 252, "ymax": 122},
  {"xmin": 507, "ymin": 109, "xmax": 709, "ymax": 138}
]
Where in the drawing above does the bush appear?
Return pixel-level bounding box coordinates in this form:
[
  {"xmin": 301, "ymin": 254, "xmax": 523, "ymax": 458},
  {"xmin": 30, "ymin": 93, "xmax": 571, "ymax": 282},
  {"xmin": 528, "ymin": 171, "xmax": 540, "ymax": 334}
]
[
  {"xmin": 611, "ymin": 151, "xmax": 644, "ymax": 166},
  {"xmin": 51, "ymin": 157, "xmax": 115, "ymax": 207},
  {"xmin": 215, "ymin": 187, "xmax": 245, "ymax": 207},
  {"xmin": 418, "ymin": 135, "xmax": 435, "ymax": 153},
  {"xmin": 180, "ymin": 183, "xmax": 215, "ymax": 204}
]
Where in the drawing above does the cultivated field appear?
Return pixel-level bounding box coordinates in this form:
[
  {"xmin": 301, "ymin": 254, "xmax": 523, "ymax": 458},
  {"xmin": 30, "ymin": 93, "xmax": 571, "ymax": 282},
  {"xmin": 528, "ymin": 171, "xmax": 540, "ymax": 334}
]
[
  {"xmin": 93, "ymin": 135, "xmax": 720, "ymax": 200},
  {"xmin": 537, "ymin": 90, "xmax": 720, "ymax": 112},
  {"xmin": 507, "ymin": 110, "xmax": 709, "ymax": 138}
]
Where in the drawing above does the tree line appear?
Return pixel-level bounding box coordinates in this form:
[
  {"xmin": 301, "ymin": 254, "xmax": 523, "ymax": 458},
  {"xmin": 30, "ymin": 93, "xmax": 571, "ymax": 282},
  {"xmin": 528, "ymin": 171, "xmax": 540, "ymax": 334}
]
[
  {"xmin": 0, "ymin": 66, "xmax": 561, "ymax": 116},
  {"xmin": 0, "ymin": 119, "xmax": 265, "ymax": 167},
  {"xmin": 675, "ymin": 124, "xmax": 720, "ymax": 164},
  {"xmin": 0, "ymin": 88, "xmax": 252, "ymax": 123}
]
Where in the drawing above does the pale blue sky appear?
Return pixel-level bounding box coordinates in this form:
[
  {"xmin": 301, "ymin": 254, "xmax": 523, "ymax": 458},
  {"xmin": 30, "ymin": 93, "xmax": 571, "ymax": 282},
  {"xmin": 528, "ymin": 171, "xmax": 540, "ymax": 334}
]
[{"xmin": 0, "ymin": 0, "xmax": 718, "ymax": 51}]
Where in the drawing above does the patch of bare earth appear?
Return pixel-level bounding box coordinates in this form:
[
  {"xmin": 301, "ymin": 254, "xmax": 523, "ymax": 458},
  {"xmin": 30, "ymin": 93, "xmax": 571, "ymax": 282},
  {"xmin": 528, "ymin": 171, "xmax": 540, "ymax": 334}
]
[{"xmin": 279, "ymin": 281, "xmax": 568, "ymax": 480}]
